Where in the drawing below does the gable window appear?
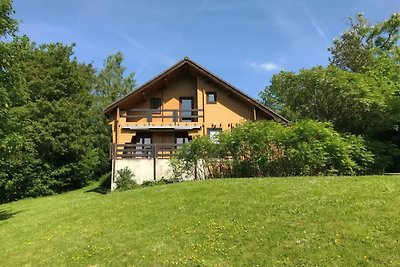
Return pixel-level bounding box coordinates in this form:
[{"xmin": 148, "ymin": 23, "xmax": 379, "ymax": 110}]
[
  {"xmin": 150, "ymin": 97, "xmax": 161, "ymax": 111},
  {"xmin": 207, "ymin": 128, "xmax": 222, "ymax": 143},
  {"xmin": 206, "ymin": 92, "xmax": 217, "ymax": 104}
]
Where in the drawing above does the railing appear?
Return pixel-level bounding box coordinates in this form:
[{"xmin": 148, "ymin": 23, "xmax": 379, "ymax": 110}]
[
  {"xmin": 120, "ymin": 109, "xmax": 204, "ymax": 123},
  {"xmin": 110, "ymin": 143, "xmax": 184, "ymax": 159}
]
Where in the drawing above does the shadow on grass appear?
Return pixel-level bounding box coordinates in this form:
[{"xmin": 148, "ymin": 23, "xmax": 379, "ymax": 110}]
[
  {"xmin": 85, "ymin": 173, "xmax": 111, "ymax": 195},
  {"xmin": 85, "ymin": 186, "xmax": 109, "ymax": 195},
  {"xmin": 0, "ymin": 210, "xmax": 22, "ymax": 221}
]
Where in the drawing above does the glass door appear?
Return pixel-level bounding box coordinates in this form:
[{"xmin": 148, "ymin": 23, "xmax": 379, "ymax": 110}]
[
  {"xmin": 134, "ymin": 133, "xmax": 152, "ymax": 156},
  {"xmin": 180, "ymin": 97, "xmax": 194, "ymax": 122}
]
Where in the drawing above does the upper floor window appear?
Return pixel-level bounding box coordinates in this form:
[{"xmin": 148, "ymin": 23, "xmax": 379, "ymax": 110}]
[
  {"xmin": 206, "ymin": 92, "xmax": 217, "ymax": 104},
  {"xmin": 180, "ymin": 97, "xmax": 194, "ymax": 122},
  {"xmin": 150, "ymin": 98, "xmax": 161, "ymax": 111}
]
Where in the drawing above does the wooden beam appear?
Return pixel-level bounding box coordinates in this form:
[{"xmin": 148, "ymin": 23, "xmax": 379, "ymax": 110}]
[
  {"xmin": 116, "ymin": 107, "xmax": 120, "ymax": 144},
  {"xmin": 253, "ymin": 106, "xmax": 257, "ymax": 121}
]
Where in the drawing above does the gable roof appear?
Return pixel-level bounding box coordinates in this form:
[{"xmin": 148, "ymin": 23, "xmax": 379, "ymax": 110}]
[{"xmin": 104, "ymin": 57, "xmax": 289, "ymax": 123}]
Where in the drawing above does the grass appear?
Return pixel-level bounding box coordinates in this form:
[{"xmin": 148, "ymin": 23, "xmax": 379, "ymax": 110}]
[{"xmin": 1, "ymin": 176, "xmax": 400, "ymax": 266}]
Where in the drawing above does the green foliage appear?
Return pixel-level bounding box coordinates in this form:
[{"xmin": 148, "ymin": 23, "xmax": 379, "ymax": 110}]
[
  {"xmin": 115, "ymin": 167, "xmax": 137, "ymax": 191},
  {"xmin": 0, "ymin": 0, "xmax": 18, "ymax": 37},
  {"xmin": 91, "ymin": 51, "xmax": 137, "ymax": 176},
  {"xmin": 94, "ymin": 52, "xmax": 136, "ymax": 108},
  {"xmin": 260, "ymin": 13, "xmax": 400, "ymax": 172},
  {"xmin": 173, "ymin": 121, "xmax": 373, "ymax": 179},
  {"xmin": 0, "ymin": 1, "xmax": 138, "ymax": 201},
  {"xmin": 171, "ymin": 137, "xmax": 224, "ymax": 179},
  {"xmin": 329, "ymin": 13, "xmax": 400, "ymax": 72},
  {"xmin": 0, "ymin": 38, "xmax": 108, "ymax": 202},
  {"xmin": 260, "ymin": 66, "xmax": 396, "ymax": 135}
]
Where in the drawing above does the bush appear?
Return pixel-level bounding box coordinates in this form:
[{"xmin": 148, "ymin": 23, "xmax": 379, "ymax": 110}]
[
  {"xmin": 171, "ymin": 136, "xmax": 226, "ymax": 179},
  {"xmin": 172, "ymin": 120, "xmax": 374, "ymax": 179},
  {"xmin": 115, "ymin": 167, "xmax": 137, "ymax": 191}
]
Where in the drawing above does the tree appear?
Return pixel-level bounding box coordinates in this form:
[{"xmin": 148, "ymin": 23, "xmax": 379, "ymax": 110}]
[
  {"xmin": 0, "ymin": 2, "xmax": 133, "ymax": 202},
  {"xmin": 260, "ymin": 13, "xmax": 400, "ymax": 172},
  {"xmin": 329, "ymin": 13, "xmax": 400, "ymax": 72},
  {"xmin": 90, "ymin": 52, "xmax": 137, "ymax": 177},
  {"xmin": 94, "ymin": 52, "xmax": 136, "ymax": 107},
  {"xmin": 0, "ymin": 41, "xmax": 106, "ymax": 202},
  {"xmin": 0, "ymin": 0, "xmax": 18, "ymax": 36}
]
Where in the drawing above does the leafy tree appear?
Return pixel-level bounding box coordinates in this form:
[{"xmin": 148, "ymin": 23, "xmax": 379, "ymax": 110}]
[
  {"xmin": 0, "ymin": 0, "xmax": 18, "ymax": 36},
  {"xmin": 0, "ymin": 40, "xmax": 106, "ymax": 202},
  {"xmin": 91, "ymin": 52, "xmax": 137, "ymax": 176},
  {"xmin": 260, "ymin": 13, "xmax": 400, "ymax": 172},
  {"xmin": 94, "ymin": 52, "xmax": 136, "ymax": 107},
  {"xmin": 0, "ymin": 2, "xmax": 133, "ymax": 202},
  {"xmin": 260, "ymin": 66, "xmax": 397, "ymax": 135},
  {"xmin": 329, "ymin": 13, "xmax": 400, "ymax": 72}
]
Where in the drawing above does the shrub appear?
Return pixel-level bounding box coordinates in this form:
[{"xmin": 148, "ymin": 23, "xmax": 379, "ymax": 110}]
[
  {"xmin": 115, "ymin": 167, "xmax": 137, "ymax": 191},
  {"xmin": 171, "ymin": 120, "xmax": 374, "ymax": 179},
  {"xmin": 171, "ymin": 136, "xmax": 225, "ymax": 179}
]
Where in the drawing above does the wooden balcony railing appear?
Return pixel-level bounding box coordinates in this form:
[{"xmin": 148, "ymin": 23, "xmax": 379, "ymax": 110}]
[
  {"xmin": 110, "ymin": 143, "xmax": 184, "ymax": 159},
  {"xmin": 120, "ymin": 109, "xmax": 204, "ymax": 123}
]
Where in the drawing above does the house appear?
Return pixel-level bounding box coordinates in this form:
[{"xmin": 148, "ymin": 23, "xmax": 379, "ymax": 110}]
[{"xmin": 104, "ymin": 57, "xmax": 288, "ymax": 187}]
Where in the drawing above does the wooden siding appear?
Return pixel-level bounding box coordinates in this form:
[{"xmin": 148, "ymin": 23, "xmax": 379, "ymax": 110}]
[{"xmin": 108, "ymin": 71, "xmax": 269, "ymax": 146}]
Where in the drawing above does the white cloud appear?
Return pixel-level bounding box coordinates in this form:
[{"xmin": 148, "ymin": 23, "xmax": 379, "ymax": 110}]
[
  {"xmin": 260, "ymin": 63, "xmax": 280, "ymax": 71},
  {"xmin": 248, "ymin": 61, "xmax": 281, "ymax": 72}
]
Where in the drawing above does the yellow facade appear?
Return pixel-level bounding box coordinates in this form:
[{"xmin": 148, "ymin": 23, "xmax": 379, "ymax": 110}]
[{"xmin": 105, "ymin": 58, "xmax": 287, "ymax": 152}]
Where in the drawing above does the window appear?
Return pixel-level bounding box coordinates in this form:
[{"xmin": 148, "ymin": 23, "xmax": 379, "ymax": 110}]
[
  {"xmin": 180, "ymin": 97, "xmax": 194, "ymax": 122},
  {"xmin": 207, "ymin": 128, "xmax": 222, "ymax": 143},
  {"xmin": 150, "ymin": 98, "xmax": 161, "ymax": 110},
  {"xmin": 175, "ymin": 132, "xmax": 192, "ymax": 145},
  {"xmin": 206, "ymin": 92, "xmax": 217, "ymax": 104}
]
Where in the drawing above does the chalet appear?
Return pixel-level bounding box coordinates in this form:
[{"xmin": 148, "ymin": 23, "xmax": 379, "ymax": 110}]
[{"xmin": 104, "ymin": 57, "xmax": 288, "ymax": 187}]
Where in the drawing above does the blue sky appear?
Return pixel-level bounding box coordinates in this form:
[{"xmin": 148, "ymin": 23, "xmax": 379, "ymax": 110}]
[{"xmin": 13, "ymin": 0, "xmax": 400, "ymax": 98}]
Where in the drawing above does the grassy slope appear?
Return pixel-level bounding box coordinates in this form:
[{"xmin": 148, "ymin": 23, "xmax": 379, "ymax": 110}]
[{"xmin": 1, "ymin": 176, "xmax": 399, "ymax": 266}]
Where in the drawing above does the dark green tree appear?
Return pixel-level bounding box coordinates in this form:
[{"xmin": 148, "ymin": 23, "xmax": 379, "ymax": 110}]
[{"xmin": 0, "ymin": 40, "xmax": 106, "ymax": 202}]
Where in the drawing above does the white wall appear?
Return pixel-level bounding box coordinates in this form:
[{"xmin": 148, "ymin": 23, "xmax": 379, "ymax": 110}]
[{"xmin": 111, "ymin": 158, "xmax": 205, "ymax": 190}]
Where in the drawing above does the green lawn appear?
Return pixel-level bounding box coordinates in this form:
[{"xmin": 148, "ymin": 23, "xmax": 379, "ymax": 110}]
[{"xmin": 1, "ymin": 176, "xmax": 399, "ymax": 266}]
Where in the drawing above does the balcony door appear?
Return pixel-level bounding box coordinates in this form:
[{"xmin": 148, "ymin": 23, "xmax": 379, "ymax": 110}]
[
  {"xmin": 179, "ymin": 97, "xmax": 194, "ymax": 122},
  {"xmin": 134, "ymin": 133, "xmax": 152, "ymax": 156}
]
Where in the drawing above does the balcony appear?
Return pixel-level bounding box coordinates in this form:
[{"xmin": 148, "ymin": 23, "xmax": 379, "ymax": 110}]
[
  {"xmin": 120, "ymin": 109, "xmax": 204, "ymax": 125},
  {"xmin": 110, "ymin": 143, "xmax": 183, "ymax": 159}
]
